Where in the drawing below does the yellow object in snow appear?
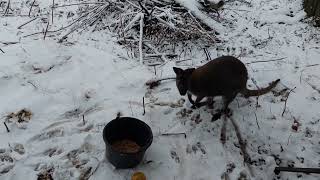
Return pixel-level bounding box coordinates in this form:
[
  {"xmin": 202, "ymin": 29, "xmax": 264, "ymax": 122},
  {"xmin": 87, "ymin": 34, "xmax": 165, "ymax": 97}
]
[{"xmin": 131, "ymin": 172, "xmax": 146, "ymax": 180}]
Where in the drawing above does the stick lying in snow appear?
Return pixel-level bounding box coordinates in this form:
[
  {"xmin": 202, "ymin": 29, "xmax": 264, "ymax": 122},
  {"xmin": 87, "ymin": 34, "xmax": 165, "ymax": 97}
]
[
  {"xmin": 173, "ymin": 0, "xmax": 225, "ymax": 32},
  {"xmin": 142, "ymin": 97, "xmax": 146, "ymax": 115},
  {"xmin": 52, "ymin": 0, "xmax": 54, "ymax": 24},
  {"xmin": 161, "ymin": 132, "xmax": 187, "ymax": 138},
  {"xmin": 246, "ymin": 57, "xmax": 287, "ymax": 65},
  {"xmin": 28, "ymin": 0, "xmax": 36, "ymax": 17},
  {"xmin": 43, "ymin": 22, "xmax": 50, "ymax": 40},
  {"xmin": 139, "ymin": 13, "xmax": 144, "ymax": 65},
  {"xmin": 53, "ymin": 2, "xmax": 108, "ymax": 8},
  {"xmin": 220, "ymin": 115, "xmax": 227, "ymax": 144},
  {"xmin": 274, "ymin": 167, "xmax": 320, "ymax": 175},
  {"xmin": 229, "ymin": 117, "xmax": 254, "ymax": 177},
  {"xmin": 3, "ymin": 122, "xmax": 10, "ymax": 132},
  {"xmin": 145, "ymin": 77, "xmax": 176, "ymax": 89},
  {"xmin": 281, "ymin": 87, "xmax": 296, "ymax": 116},
  {"xmin": 3, "ymin": 0, "xmax": 10, "ymax": 16},
  {"xmin": 17, "ymin": 17, "xmax": 38, "ymax": 29}
]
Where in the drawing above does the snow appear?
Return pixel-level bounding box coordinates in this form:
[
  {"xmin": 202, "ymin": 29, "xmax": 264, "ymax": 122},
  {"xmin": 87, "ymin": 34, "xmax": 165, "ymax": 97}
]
[{"xmin": 1, "ymin": 0, "xmax": 320, "ymax": 180}]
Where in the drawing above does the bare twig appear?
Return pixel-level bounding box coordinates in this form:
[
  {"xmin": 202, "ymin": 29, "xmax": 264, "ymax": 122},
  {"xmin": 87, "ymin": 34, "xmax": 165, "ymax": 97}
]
[
  {"xmin": 274, "ymin": 167, "xmax": 320, "ymax": 175},
  {"xmin": 246, "ymin": 57, "xmax": 286, "ymax": 65},
  {"xmin": 17, "ymin": 17, "xmax": 38, "ymax": 29},
  {"xmin": 305, "ymin": 64, "xmax": 320, "ymax": 67},
  {"xmin": 27, "ymin": 81, "xmax": 38, "ymax": 90},
  {"xmin": 122, "ymin": 13, "xmax": 141, "ymax": 33},
  {"xmin": 161, "ymin": 132, "xmax": 186, "ymax": 138},
  {"xmin": 142, "ymin": 97, "xmax": 146, "ymax": 115},
  {"xmin": 24, "ymin": 5, "xmax": 100, "ymax": 38},
  {"xmin": 43, "ymin": 22, "xmax": 50, "ymax": 40},
  {"xmin": 82, "ymin": 115, "xmax": 85, "ymax": 125},
  {"xmin": 3, "ymin": 0, "xmax": 10, "ymax": 16},
  {"xmin": 51, "ymin": 0, "xmax": 54, "ymax": 24},
  {"xmin": 57, "ymin": 5, "xmax": 107, "ymax": 43},
  {"xmin": 229, "ymin": 116, "xmax": 254, "ymax": 176},
  {"xmin": 203, "ymin": 48, "xmax": 211, "ymax": 61},
  {"xmin": 139, "ymin": 13, "xmax": 144, "ymax": 65},
  {"xmin": 53, "ymin": 2, "xmax": 108, "ymax": 8},
  {"xmin": 254, "ymin": 112, "xmax": 260, "ymax": 130},
  {"xmin": 145, "ymin": 77, "xmax": 176, "ymax": 89},
  {"xmin": 144, "ymin": 42, "xmax": 168, "ymax": 64},
  {"xmin": 28, "ymin": 0, "xmax": 36, "ymax": 17},
  {"xmin": 138, "ymin": 1, "xmax": 150, "ymax": 16},
  {"xmin": 0, "ymin": 48, "xmax": 4, "ymax": 53},
  {"xmin": 281, "ymin": 87, "xmax": 296, "ymax": 117},
  {"xmin": 3, "ymin": 122, "xmax": 10, "ymax": 133},
  {"xmin": 0, "ymin": 41, "xmax": 19, "ymax": 45},
  {"xmin": 220, "ymin": 115, "xmax": 227, "ymax": 144}
]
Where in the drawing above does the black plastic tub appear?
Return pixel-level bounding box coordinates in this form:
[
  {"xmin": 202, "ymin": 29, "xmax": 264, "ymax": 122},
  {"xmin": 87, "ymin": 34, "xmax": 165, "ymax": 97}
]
[{"xmin": 102, "ymin": 117, "xmax": 153, "ymax": 169}]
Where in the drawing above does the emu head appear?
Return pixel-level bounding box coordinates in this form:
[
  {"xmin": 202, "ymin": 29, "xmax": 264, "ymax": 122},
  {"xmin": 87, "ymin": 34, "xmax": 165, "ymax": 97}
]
[{"xmin": 173, "ymin": 67, "xmax": 195, "ymax": 96}]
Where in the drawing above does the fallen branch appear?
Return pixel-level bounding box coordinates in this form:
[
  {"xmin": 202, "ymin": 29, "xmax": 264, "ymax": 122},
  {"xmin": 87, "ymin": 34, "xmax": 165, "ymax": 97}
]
[
  {"xmin": 43, "ymin": 22, "xmax": 50, "ymax": 40},
  {"xmin": 246, "ymin": 57, "xmax": 286, "ymax": 65},
  {"xmin": 3, "ymin": 122, "xmax": 10, "ymax": 132},
  {"xmin": 57, "ymin": 5, "xmax": 106, "ymax": 42},
  {"xmin": 274, "ymin": 167, "xmax": 320, "ymax": 175},
  {"xmin": 254, "ymin": 112, "xmax": 260, "ymax": 130},
  {"xmin": 145, "ymin": 77, "xmax": 175, "ymax": 89},
  {"xmin": 0, "ymin": 41, "xmax": 19, "ymax": 45},
  {"xmin": 138, "ymin": 1, "xmax": 150, "ymax": 16},
  {"xmin": 17, "ymin": 17, "xmax": 38, "ymax": 29},
  {"xmin": 220, "ymin": 115, "xmax": 227, "ymax": 144},
  {"xmin": 27, "ymin": 81, "xmax": 38, "ymax": 90},
  {"xmin": 142, "ymin": 97, "xmax": 146, "ymax": 115},
  {"xmin": 144, "ymin": 42, "xmax": 168, "ymax": 64},
  {"xmin": 139, "ymin": 13, "xmax": 144, "ymax": 65},
  {"xmin": 51, "ymin": 0, "xmax": 54, "ymax": 24},
  {"xmin": 281, "ymin": 87, "xmax": 296, "ymax": 117},
  {"xmin": 24, "ymin": 5, "xmax": 101, "ymax": 38},
  {"xmin": 28, "ymin": 0, "xmax": 36, "ymax": 17},
  {"xmin": 3, "ymin": 0, "xmax": 10, "ymax": 16},
  {"xmin": 229, "ymin": 117, "xmax": 254, "ymax": 177},
  {"xmin": 53, "ymin": 2, "xmax": 108, "ymax": 8},
  {"xmin": 161, "ymin": 132, "xmax": 186, "ymax": 138},
  {"xmin": 0, "ymin": 48, "xmax": 4, "ymax": 53},
  {"xmin": 122, "ymin": 13, "xmax": 141, "ymax": 33},
  {"xmin": 173, "ymin": 0, "xmax": 224, "ymax": 32},
  {"xmin": 82, "ymin": 114, "xmax": 85, "ymax": 125},
  {"xmin": 203, "ymin": 48, "xmax": 211, "ymax": 61}
]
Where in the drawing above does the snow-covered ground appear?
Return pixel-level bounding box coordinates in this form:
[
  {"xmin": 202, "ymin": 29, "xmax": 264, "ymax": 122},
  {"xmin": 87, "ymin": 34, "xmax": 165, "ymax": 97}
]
[{"xmin": 0, "ymin": 0, "xmax": 320, "ymax": 179}]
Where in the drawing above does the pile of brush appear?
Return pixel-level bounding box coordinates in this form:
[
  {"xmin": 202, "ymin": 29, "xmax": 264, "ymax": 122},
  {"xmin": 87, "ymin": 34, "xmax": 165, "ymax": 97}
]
[{"xmin": 55, "ymin": 0, "xmax": 224, "ymax": 65}]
